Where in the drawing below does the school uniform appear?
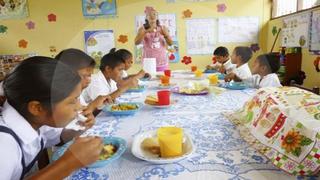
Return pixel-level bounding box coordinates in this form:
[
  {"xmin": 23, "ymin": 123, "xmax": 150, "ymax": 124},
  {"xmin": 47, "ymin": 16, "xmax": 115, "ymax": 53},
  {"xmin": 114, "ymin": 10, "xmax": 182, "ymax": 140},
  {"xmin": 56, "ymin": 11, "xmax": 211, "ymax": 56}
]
[
  {"xmin": 82, "ymin": 71, "xmax": 117, "ymax": 103},
  {"xmin": 232, "ymin": 63, "xmax": 252, "ymax": 80},
  {"xmin": 222, "ymin": 59, "xmax": 236, "ymax": 74},
  {"xmin": 243, "ymin": 73, "xmax": 282, "ymax": 88},
  {"xmin": 121, "ymin": 70, "xmax": 128, "ymax": 79},
  {"xmin": 0, "ymin": 102, "xmax": 62, "ymax": 180}
]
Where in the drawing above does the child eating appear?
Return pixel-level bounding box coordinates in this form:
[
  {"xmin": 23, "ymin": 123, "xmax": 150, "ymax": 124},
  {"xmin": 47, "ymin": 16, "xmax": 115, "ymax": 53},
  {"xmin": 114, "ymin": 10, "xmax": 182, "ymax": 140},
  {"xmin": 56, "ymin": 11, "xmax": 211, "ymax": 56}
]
[{"xmin": 206, "ymin": 46, "xmax": 230, "ymax": 72}]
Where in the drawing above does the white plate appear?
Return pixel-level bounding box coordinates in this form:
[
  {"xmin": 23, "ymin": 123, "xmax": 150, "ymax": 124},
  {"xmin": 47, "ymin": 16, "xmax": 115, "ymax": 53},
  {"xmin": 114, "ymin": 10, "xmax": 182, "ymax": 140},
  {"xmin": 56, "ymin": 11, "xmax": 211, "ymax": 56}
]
[
  {"xmin": 131, "ymin": 130, "xmax": 195, "ymax": 164},
  {"xmin": 145, "ymin": 100, "xmax": 177, "ymax": 109}
]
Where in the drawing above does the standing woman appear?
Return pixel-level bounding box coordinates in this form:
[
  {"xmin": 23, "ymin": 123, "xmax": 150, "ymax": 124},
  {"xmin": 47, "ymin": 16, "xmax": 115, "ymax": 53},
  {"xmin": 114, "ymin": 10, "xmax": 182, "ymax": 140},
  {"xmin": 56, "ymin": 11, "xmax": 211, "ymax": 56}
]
[{"xmin": 135, "ymin": 6, "xmax": 173, "ymax": 72}]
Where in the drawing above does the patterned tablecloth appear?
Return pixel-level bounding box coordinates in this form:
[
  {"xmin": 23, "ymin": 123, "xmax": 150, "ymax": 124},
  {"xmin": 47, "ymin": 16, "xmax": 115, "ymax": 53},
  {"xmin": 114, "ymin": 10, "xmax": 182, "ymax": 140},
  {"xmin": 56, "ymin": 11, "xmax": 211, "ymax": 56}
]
[{"xmin": 62, "ymin": 73, "xmax": 299, "ymax": 180}]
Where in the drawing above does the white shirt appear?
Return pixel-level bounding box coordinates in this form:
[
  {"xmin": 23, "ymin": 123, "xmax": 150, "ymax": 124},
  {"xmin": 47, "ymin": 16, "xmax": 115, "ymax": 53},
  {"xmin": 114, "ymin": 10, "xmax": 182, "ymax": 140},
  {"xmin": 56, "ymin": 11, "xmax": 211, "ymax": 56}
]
[
  {"xmin": 0, "ymin": 102, "xmax": 62, "ymax": 180},
  {"xmin": 233, "ymin": 63, "xmax": 252, "ymax": 80},
  {"xmin": 243, "ymin": 73, "xmax": 282, "ymax": 88},
  {"xmin": 222, "ymin": 59, "xmax": 236, "ymax": 74},
  {"xmin": 82, "ymin": 71, "xmax": 117, "ymax": 103},
  {"xmin": 121, "ymin": 70, "xmax": 128, "ymax": 79}
]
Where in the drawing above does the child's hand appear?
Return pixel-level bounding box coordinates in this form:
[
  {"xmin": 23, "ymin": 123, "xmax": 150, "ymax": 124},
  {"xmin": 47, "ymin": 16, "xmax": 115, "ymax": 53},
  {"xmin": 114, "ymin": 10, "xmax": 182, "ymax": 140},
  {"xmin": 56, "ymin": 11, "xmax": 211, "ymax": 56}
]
[
  {"xmin": 224, "ymin": 73, "xmax": 236, "ymax": 82},
  {"xmin": 219, "ymin": 66, "xmax": 226, "ymax": 74},
  {"xmin": 128, "ymin": 78, "xmax": 139, "ymax": 88},
  {"xmin": 78, "ymin": 108, "xmax": 95, "ymax": 130},
  {"xmin": 64, "ymin": 136, "xmax": 103, "ymax": 169},
  {"xmin": 136, "ymin": 70, "xmax": 146, "ymax": 79}
]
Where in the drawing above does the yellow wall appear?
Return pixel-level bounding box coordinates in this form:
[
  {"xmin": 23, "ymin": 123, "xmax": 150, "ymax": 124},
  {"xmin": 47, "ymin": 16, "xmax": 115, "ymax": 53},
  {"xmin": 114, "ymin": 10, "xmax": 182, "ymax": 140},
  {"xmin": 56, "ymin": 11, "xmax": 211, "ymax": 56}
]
[
  {"xmin": 267, "ymin": 7, "xmax": 320, "ymax": 89},
  {"xmin": 0, "ymin": 0, "xmax": 271, "ymax": 73}
]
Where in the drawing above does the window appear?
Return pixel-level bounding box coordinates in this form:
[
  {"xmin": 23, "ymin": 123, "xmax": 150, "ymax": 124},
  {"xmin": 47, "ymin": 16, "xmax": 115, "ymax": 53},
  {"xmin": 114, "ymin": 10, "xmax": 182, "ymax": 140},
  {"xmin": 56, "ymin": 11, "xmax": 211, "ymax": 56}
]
[{"xmin": 272, "ymin": 0, "xmax": 320, "ymax": 18}]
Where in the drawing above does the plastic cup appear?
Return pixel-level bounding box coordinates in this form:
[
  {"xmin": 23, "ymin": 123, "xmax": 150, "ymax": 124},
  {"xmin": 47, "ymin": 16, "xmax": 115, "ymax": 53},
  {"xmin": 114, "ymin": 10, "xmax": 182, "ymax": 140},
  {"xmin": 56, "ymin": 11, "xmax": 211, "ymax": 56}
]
[
  {"xmin": 157, "ymin": 127, "xmax": 183, "ymax": 157},
  {"xmin": 157, "ymin": 90, "xmax": 170, "ymax": 105}
]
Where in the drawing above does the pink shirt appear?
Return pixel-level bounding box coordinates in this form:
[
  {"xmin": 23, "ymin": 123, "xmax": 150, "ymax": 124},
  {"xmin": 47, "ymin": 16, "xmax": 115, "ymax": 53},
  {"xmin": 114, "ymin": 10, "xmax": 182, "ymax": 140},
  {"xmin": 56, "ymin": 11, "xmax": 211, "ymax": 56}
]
[{"xmin": 142, "ymin": 26, "xmax": 168, "ymax": 71}]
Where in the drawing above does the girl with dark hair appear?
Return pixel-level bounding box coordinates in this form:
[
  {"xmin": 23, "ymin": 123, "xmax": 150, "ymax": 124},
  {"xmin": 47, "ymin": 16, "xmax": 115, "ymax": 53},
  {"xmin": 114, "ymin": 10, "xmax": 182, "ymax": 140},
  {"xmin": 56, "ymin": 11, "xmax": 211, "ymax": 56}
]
[
  {"xmin": 83, "ymin": 49, "xmax": 138, "ymax": 103},
  {"xmin": 134, "ymin": 6, "xmax": 173, "ymax": 71},
  {"xmin": 0, "ymin": 56, "xmax": 103, "ymax": 179}
]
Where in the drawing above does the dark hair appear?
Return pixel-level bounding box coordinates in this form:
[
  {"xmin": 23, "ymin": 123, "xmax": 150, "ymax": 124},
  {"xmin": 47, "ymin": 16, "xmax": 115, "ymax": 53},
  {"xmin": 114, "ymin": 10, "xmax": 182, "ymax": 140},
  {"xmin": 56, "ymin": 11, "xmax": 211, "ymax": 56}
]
[
  {"xmin": 115, "ymin": 49, "xmax": 132, "ymax": 61},
  {"xmin": 55, "ymin": 48, "xmax": 96, "ymax": 71},
  {"xmin": 99, "ymin": 48, "xmax": 125, "ymax": 71},
  {"xmin": 257, "ymin": 53, "xmax": 280, "ymax": 73},
  {"xmin": 3, "ymin": 56, "xmax": 81, "ymax": 119},
  {"xmin": 213, "ymin": 46, "xmax": 229, "ymax": 57},
  {"xmin": 143, "ymin": 19, "xmax": 160, "ymax": 30},
  {"xmin": 234, "ymin": 46, "xmax": 253, "ymax": 63}
]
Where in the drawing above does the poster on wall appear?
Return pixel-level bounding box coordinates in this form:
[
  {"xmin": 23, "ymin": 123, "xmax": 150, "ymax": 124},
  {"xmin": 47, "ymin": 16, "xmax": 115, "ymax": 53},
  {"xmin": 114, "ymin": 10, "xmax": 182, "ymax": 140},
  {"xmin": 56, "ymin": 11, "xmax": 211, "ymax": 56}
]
[
  {"xmin": 218, "ymin": 17, "xmax": 259, "ymax": 43},
  {"xmin": 84, "ymin": 30, "xmax": 115, "ymax": 66},
  {"xmin": 309, "ymin": 9, "xmax": 320, "ymax": 53},
  {"xmin": 135, "ymin": 14, "xmax": 179, "ymax": 63},
  {"xmin": 0, "ymin": 0, "xmax": 29, "ymax": 19},
  {"xmin": 0, "ymin": 53, "xmax": 36, "ymax": 80},
  {"xmin": 186, "ymin": 18, "xmax": 217, "ymax": 55},
  {"xmin": 82, "ymin": 0, "xmax": 116, "ymax": 17},
  {"xmin": 281, "ymin": 12, "xmax": 310, "ymax": 48}
]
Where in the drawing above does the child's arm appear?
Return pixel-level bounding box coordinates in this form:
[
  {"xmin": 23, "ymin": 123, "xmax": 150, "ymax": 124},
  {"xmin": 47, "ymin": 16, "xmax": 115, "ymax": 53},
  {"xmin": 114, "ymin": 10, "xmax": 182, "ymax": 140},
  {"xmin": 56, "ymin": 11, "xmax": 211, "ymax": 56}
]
[
  {"xmin": 224, "ymin": 73, "xmax": 242, "ymax": 82},
  {"xmin": 110, "ymin": 78, "xmax": 139, "ymax": 100},
  {"xmin": 26, "ymin": 137, "xmax": 103, "ymax": 180},
  {"xmin": 135, "ymin": 27, "xmax": 146, "ymax": 45}
]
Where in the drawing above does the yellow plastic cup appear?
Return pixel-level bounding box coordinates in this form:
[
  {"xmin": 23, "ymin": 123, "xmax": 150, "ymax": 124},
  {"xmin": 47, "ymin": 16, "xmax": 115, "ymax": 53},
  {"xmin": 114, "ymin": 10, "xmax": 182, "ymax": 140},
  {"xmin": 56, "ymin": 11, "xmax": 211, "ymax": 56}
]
[
  {"xmin": 208, "ymin": 74, "xmax": 218, "ymax": 85},
  {"xmin": 194, "ymin": 70, "xmax": 203, "ymax": 78},
  {"xmin": 157, "ymin": 127, "xmax": 183, "ymax": 157}
]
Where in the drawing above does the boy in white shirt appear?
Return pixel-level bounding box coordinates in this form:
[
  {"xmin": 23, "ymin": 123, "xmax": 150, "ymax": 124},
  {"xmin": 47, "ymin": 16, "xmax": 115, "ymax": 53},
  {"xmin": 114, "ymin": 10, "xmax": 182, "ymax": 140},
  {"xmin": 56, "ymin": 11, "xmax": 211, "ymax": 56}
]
[
  {"xmin": 224, "ymin": 46, "xmax": 253, "ymax": 81},
  {"xmin": 83, "ymin": 50, "xmax": 138, "ymax": 103},
  {"xmin": 206, "ymin": 46, "xmax": 230, "ymax": 72},
  {"xmin": 242, "ymin": 53, "xmax": 282, "ymax": 88}
]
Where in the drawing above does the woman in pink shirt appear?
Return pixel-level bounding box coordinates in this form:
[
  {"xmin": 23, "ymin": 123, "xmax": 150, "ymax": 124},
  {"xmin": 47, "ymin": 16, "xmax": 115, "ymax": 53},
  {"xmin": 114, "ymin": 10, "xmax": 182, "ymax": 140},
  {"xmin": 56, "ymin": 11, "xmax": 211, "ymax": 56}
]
[{"xmin": 135, "ymin": 6, "xmax": 173, "ymax": 71}]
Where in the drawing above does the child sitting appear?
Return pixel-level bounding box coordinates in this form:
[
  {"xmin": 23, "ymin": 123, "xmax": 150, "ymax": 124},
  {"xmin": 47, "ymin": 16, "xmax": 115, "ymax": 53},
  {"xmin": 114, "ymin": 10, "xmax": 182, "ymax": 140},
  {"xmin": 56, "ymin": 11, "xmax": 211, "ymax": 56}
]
[
  {"xmin": 82, "ymin": 50, "xmax": 138, "ymax": 103},
  {"xmin": 242, "ymin": 53, "xmax": 282, "ymax": 88},
  {"xmin": 206, "ymin": 46, "xmax": 230, "ymax": 72},
  {"xmin": 224, "ymin": 46, "xmax": 253, "ymax": 81}
]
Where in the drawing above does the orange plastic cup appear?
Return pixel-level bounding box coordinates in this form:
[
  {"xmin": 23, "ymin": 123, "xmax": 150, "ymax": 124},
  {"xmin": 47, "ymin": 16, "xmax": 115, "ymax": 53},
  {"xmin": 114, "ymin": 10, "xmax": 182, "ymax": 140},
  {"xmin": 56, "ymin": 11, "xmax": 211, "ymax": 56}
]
[
  {"xmin": 157, "ymin": 127, "xmax": 183, "ymax": 157},
  {"xmin": 160, "ymin": 75, "xmax": 170, "ymax": 85},
  {"xmin": 191, "ymin": 66, "xmax": 197, "ymax": 72}
]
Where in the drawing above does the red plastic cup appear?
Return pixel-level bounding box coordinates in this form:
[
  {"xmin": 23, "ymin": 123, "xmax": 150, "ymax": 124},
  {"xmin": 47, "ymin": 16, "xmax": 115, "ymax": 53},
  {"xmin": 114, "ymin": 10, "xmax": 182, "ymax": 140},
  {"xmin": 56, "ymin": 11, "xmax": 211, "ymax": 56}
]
[
  {"xmin": 157, "ymin": 90, "xmax": 170, "ymax": 105},
  {"xmin": 164, "ymin": 70, "xmax": 171, "ymax": 77}
]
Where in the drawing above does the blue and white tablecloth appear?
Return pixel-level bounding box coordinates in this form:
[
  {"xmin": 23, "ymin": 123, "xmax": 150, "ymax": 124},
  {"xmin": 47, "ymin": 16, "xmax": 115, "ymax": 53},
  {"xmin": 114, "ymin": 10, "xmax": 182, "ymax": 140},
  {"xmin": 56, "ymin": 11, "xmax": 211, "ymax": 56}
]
[{"xmin": 63, "ymin": 73, "xmax": 301, "ymax": 180}]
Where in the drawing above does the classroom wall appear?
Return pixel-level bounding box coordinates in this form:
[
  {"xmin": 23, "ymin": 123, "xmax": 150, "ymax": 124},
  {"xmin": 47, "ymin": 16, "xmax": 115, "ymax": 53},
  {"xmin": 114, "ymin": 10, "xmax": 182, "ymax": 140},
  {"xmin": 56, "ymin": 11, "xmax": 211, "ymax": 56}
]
[
  {"xmin": 266, "ymin": 7, "xmax": 320, "ymax": 89},
  {"xmin": 0, "ymin": 0, "xmax": 271, "ymax": 73}
]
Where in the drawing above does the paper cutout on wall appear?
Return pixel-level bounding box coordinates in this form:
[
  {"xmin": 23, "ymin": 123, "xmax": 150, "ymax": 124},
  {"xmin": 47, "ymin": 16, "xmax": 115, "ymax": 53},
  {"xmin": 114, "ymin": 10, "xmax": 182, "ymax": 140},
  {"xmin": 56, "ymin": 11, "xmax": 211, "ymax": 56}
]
[
  {"xmin": 117, "ymin": 35, "xmax": 128, "ymax": 43},
  {"xmin": 314, "ymin": 57, "xmax": 320, "ymax": 72},
  {"xmin": 18, "ymin": 39, "xmax": 28, "ymax": 48},
  {"xmin": 186, "ymin": 18, "xmax": 218, "ymax": 55},
  {"xmin": 82, "ymin": 0, "xmax": 117, "ymax": 17},
  {"xmin": 183, "ymin": 9, "xmax": 192, "ymax": 18},
  {"xmin": 48, "ymin": 13, "xmax": 57, "ymax": 22},
  {"xmin": 310, "ymin": 9, "xmax": 320, "ymax": 54},
  {"xmin": 250, "ymin": 43, "xmax": 260, "ymax": 53},
  {"xmin": 217, "ymin": 3, "xmax": 226, "ymax": 13},
  {"xmin": 0, "ymin": 0, "xmax": 29, "ymax": 20},
  {"xmin": 181, "ymin": 56, "xmax": 192, "ymax": 65},
  {"xmin": 84, "ymin": 30, "xmax": 115, "ymax": 66},
  {"xmin": 49, "ymin": 46, "xmax": 57, "ymax": 57},
  {"xmin": 26, "ymin": 21, "xmax": 35, "ymax": 30},
  {"xmin": 0, "ymin": 25, "xmax": 8, "ymax": 33},
  {"xmin": 281, "ymin": 12, "xmax": 310, "ymax": 48},
  {"xmin": 167, "ymin": 41, "xmax": 179, "ymax": 63},
  {"xmin": 0, "ymin": 53, "xmax": 36, "ymax": 80},
  {"xmin": 272, "ymin": 26, "xmax": 278, "ymax": 36}
]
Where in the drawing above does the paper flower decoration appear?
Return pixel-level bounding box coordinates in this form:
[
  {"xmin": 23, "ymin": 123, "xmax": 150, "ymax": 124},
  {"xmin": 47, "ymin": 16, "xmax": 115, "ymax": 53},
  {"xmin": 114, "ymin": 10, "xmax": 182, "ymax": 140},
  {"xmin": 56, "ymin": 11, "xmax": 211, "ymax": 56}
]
[
  {"xmin": 0, "ymin": 25, "xmax": 8, "ymax": 33},
  {"xmin": 272, "ymin": 26, "xmax": 278, "ymax": 36},
  {"xmin": 181, "ymin": 56, "xmax": 192, "ymax": 65},
  {"xmin": 217, "ymin": 3, "xmax": 227, "ymax": 13},
  {"xmin": 183, "ymin": 9, "xmax": 192, "ymax": 18},
  {"xmin": 118, "ymin": 35, "xmax": 128, "ymax": 43},
  {"xmin": 18, "ymin": 39, "xmax": 28, "ymax": 48},
  {"xmin": 169, "ymin": 53, "xmax": 175, "ymax": 61},
  {"xmin": 48, "ymin": 13, "xmax": 57, "ymax": 22},
  {"xmin": 212, "ymin": 56, "xmax": 217, "ymax": 64},
  {"xmin": 250, "ymin": 43, "xmax": 260, "ymax": 53},
  {"xmin": 26, "ymin": 21, "xmax": 35, "ymax": 30}
]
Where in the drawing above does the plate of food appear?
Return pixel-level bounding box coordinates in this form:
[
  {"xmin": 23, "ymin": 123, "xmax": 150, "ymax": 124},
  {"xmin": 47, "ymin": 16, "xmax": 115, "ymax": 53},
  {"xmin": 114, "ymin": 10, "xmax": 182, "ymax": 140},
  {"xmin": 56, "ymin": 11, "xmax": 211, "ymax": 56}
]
[
  {"xmin": 103, "ymin": 103, "xmax": 142, "ymax": 115},
  {"xmin": 126, "ymin": 85, "xmax": 146, "ymax": 93},
  {"xmin": 224, "ymin": 82, "xmax": 248, "ymax": 90},
  {"xmin": 52, "ymin": 136, "xmax": 127, "ymax": 168},
  {"xmin": 172, "ymin": 86, "xmax": 209, "ymax": 95},
  {"xmin": 144, "ymin": 95, "xmax": 177, "ymax": 108},
  {"xmin": 131, "ymin": 130, "xmax": 195, "ymax": 164}
]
